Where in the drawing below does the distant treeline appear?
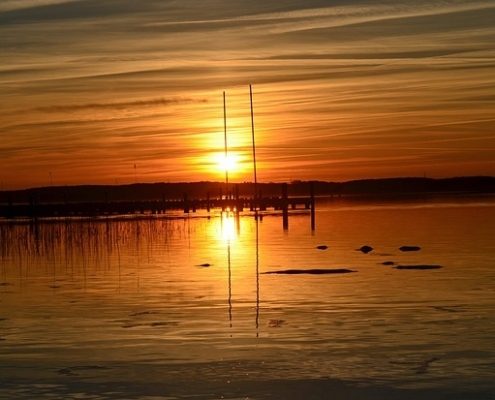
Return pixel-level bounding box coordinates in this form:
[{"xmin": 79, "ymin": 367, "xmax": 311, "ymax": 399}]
[{"xmin": 1, "ymin": 176, "xmax": 494, "ymax": 204}]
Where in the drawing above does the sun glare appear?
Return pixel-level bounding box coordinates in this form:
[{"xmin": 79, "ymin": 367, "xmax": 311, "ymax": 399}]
[
  {"xmin": 216, "ymin": 153, "xmax": 239, "ymax": 174},
  {"xmin": 220, "ymin": 212, "xmax": 237, "ymax": 242}
]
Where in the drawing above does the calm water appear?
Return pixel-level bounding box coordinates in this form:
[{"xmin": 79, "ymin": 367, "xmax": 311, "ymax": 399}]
[{"xmin": 0, "ymin": 197, "xmax": 494, "ymax": 399}]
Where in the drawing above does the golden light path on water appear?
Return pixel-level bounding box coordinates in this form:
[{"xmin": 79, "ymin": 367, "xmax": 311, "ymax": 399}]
[{"xmin": 218, "ymin": 211, "xmax": 238, "ymax": 243}]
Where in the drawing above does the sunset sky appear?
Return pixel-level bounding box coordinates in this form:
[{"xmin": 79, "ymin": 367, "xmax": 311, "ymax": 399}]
[{"xmin": 1, "ymin": 0, "xmax": 494, "ymax": 189}]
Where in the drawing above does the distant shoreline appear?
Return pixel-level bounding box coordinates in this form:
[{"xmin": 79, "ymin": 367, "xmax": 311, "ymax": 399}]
[{"xmin": 1, "ymin": 176, "xmax": 494, "ymax": 204}]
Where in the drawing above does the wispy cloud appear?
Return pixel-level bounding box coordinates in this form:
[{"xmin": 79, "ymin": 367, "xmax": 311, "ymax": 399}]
[
  {"xmin": 34, "ymin": 97, "xmax": 207, "ymax": 112},
  {"xmin": 0, "ymin": 0, "xmax": 79, "ymax": 13}
]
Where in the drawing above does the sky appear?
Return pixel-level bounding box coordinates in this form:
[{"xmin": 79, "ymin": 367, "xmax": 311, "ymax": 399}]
[{"xmin": 1, "ymin": 0, "xmax": 494, "ymax": 189}]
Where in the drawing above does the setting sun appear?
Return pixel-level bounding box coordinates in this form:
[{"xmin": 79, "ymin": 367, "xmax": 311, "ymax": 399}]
[{"xmin": 215, "ymin": 153, "xmax": 240, "ymax": 174}]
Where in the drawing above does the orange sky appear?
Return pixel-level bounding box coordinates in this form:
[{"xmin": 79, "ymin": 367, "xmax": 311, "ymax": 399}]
[{"xmin": 1, "ymin": 0, "xmax": 494, "ymax": 189}]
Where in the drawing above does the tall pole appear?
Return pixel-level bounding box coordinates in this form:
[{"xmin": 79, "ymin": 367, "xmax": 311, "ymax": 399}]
[
  {"xmin": 249, "ymin": 85, "xmax": 258, "ymax": 206},
  {"xmin": 223, "ymin": 91, "xmax": 229, "ymax": 198}
]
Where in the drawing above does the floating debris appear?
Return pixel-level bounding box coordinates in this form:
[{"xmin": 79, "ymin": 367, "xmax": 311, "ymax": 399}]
[
  {"xmin": 395, "ymin": 265, "xmax": 442, "ymax": 270},
  {"xmin": 57, "ymin": 365, "xmax": 110, "ymax": 376},
  {"xmin": 399, "ymin": 245, "xmax": 421, "ymax": 252},
  {"xmin": 129, "ymin": 311, "xmax": 157, "ymax": 317},
  {"xmin": 57, "ymin": 368, "xmax": 76, "ymax": 376},
  {"xmin": 316, "ymin": 245, "xmax": 328, "ymax": 250},
  {"xmin": 358, "ymin": 245, "xmax": 373, "ymax": 254},
  {"xmin": 382, "ymin": 261, "xmax": 395, "ymax": 266},
  {"xmin": 431, "ymin": 305, "xmax": 463, "ymax": 313},
  {"xmin": 121, "ymin": 322, "xmax": 146, "ymax": 328},
  {"xmin": 263, "ymin": 268, "xmax": 355, "ymax": 275},
  {"xmin": 415, "ymin": 357, "xmax": 440, "ymax": 374},
  {"xmin": 268, "ymin": 319, "xmax": 286, "ymax": 328},
  {"xmin": 150, "ymin": 321, "xmax": 171, "ymax": 327},
  {"xmin": 122, "ymin": 320, "xmax": 177, "ymax": 328},
  {"xmin": 197, "ymin": 263, "xmax": 212, "ymax": 267}
]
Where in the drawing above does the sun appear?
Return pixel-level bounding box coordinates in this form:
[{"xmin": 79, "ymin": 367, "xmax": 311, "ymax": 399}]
[{"xmin": 215, "ymin": 153, "xmax": 239, "ymax": 174}]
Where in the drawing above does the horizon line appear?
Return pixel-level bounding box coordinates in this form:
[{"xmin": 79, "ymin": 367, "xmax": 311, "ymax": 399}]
[{"xmin": 2, "ymin": 175, "xmax": 494, "ymax": 192}]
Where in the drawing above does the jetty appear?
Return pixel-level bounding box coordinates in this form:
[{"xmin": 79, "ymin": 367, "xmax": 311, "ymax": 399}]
[{"xmin": 0, "ymin": 182, "xmax": 317, "ymax": 229}]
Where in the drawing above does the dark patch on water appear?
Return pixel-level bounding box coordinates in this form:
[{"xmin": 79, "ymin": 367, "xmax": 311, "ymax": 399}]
[
  {"xmin": 316, "ymin": 245, "xmax": 328, "ymax": 250},
  {"xmin": 0, "ymin": 282, "xmax": 11, "ymax": 286},
  {"xmin": 263, "ymin": 268, "xmax": 355, "ymax": 275},
  {"xmin": 381, "ymin": 261, "xmax": 395, "ymax": 266},
  {"xmin": 150, "ymin": 321, "xmax": 176, "ymax": 327},
  {"xmin": 399, "ymin": 246, "xmax": 421, "ymax": 252},
  {"xmin": 121, "ymin": 322, "xmax": 146, "ymax": 328},
  {"xmin": 122, "ymin": 320, "xmax": 177, "ymax": 328},
  {"xmin": 197, "ymin": 263, "xmax": 212, "ymax": 267},
  {"xmin": 129, "ymin": 311, "xmax": 158, "ymax": 317},
  {"xmin": 431, "ymin": 305, "xmax": 464, "ymax": 313},
  {"xmin": 268, "ymin": 319, "xmax": 286, "ymax": 328},
  {"xmin": 395, "ymin": 265, "xmax": 442, "ymax": 270},
  {"xmin": 3, "ymin": 375, "xmax": 493, "ymax": 400},
  {"xmin": 415, "ymin": 357, "xmax": 440, "ymax": 374},
  {"xmin": 358, "ymin": 245, "xmax": 373, "ymax": 253},
  {"xmin": 57, "ymin": 365, "xmax": 111, "ymax": 376}
]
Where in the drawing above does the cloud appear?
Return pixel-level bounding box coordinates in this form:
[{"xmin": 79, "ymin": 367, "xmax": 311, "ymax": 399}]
[
  {"xmin": 0, "ymin": 0, "xmax": 79, "ymax": 13},
  {"xmin": 34, "ymin": 97, "xmax": 207, "ymax": 113}
]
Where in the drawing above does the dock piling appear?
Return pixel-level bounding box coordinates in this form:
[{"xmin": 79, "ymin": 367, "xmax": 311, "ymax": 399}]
[
  {"xmin": 282, "ymin": 183, "xmax": 289, "ymax": 230},
  {"xmin": 183, "ymin": 193, "xmax": 189, "ymax": 214},
  {"xmin": 310, "ymin": 182, "xmax": 315, "ymax": 230}
]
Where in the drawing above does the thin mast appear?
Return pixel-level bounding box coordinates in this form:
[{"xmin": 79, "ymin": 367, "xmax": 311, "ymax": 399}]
[
  {"xmin": 223, "ymin": 91, "xmax": 229, "ymax": 197},
  {"xmin": 249, "ymin": 84, "xmax": 258, "ymax": 200}
]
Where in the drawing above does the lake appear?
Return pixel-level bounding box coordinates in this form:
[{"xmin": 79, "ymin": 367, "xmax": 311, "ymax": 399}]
[{"xmin": 1, "ymin": 196, "xmax": 494, "ymax": 399}]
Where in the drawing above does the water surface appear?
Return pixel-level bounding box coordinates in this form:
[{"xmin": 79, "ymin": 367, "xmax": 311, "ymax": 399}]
[{"xmin": 1, "ymin": 196, "xmax": 494, "ymax": 399}]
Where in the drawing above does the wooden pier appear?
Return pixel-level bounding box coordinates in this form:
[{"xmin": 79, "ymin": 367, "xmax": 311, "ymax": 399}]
[{"xmin": 0, "ymin": 183, "xmax": 317, "ymax": 229}]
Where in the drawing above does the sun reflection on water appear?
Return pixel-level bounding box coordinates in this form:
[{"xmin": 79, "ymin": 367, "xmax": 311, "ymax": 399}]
[{"xmin": 220, "ymin": 211, "xmax": 238, "ymax": 243}]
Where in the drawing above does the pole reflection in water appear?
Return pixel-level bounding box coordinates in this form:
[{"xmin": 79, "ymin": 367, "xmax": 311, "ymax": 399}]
[
  {"xmin": 255, "ymin": 212, "xmax": 260, "ymax": 338},
  {"xmin": 227, "ymin": 243, "xmax": 232, "ymax": 331},
  {"xmin": 220, "ymin": 210, "xmax": 260, "ymax": 336},
  {"xmin": 221, "ymin": 211, "xmax": 235, "ymax": 330}
]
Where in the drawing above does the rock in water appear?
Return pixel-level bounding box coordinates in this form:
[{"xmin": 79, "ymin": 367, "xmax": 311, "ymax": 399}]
[
  {"xmin": 359, "ymin": 245, "xmax": 373, "ymax": 253},
  {"xmin": 316, "ymin": 245, "xmax": 328, "ymax": 250},
  {"xmin": 263, "ymin": 268, "xmax": 355, "ymax": 275},
  {"xmin": 395, "ymin": 265, "xmax": 442, "ymax": 270},
  {"xmin": 399, "ymin": 245, "xmax": 421, "ymax": 252}
]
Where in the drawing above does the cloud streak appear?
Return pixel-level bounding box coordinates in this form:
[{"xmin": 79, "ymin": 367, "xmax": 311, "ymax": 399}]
[
  {"xmin": 34, "ymin": 97, "xmax": 207, "ymax": 113},
  {"xmin": 0, "ymin": 0, "xmax": 79, "ymax": 12}
]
